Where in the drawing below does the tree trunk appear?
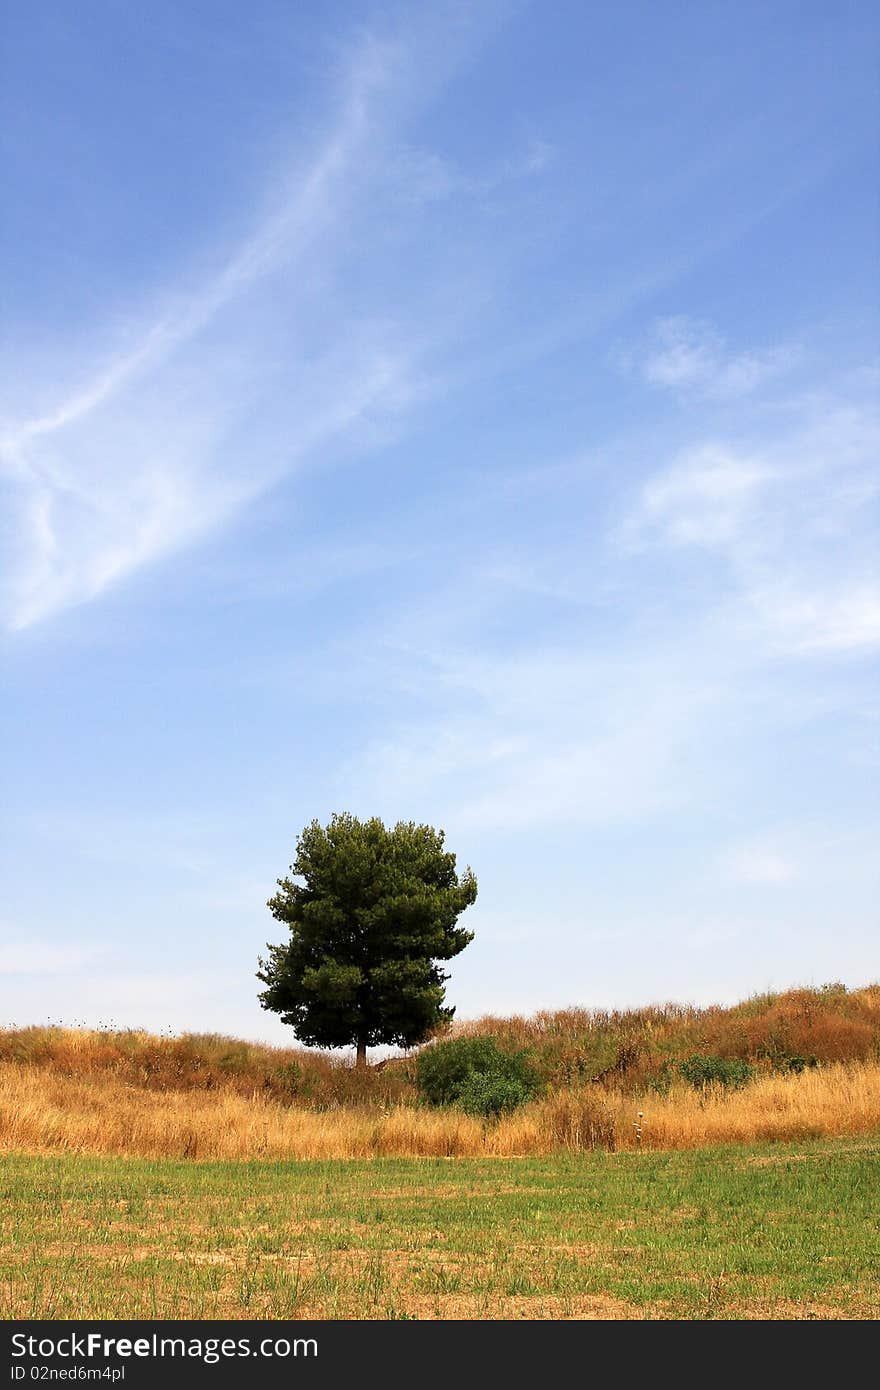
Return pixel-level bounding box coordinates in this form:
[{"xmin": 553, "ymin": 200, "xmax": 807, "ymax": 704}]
[{"xmin": 355, "ymin": 1037, "xmax": 367, "ymax": 1068}]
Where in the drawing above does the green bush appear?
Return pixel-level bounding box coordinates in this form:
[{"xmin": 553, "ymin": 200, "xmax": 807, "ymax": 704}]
[
  {"xmin": 455, "ymin": 1069, "xmax": 534, "ymax": 1117},
  {"xmin": 647, "ymin": 1062, "xmax": 674, "ymax": 1096},
  {"xmin": 415, "ymin": 1036, "xmax": 540, "ymax": 1116},
  {"xmin": 678, "ymin": 1055, "xmax": 756, "ymax": 1090},
  {"xmin": 780, "ymin": 1053, "xmax": 819, "ymax": 1074}
]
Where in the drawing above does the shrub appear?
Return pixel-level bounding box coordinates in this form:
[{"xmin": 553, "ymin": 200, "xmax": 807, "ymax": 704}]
[
  {"xmin": 415, "ymin": 1036, "xmax": 540, "ymax": 1116},
  {"xmin": 455, "ymin": 1069, "xmax": 533, "ymax": 1117},
  {"xmin": 678, "ymin": 1055, "xmax": 756, "ymax": 1090},
  {"xmin": 779, "ymin": 1053, "xmax": 819, "ymax": 1074},
  {"xmin": 648, "ymin": 1062, "xmax": 674, "ymax": 1096}
]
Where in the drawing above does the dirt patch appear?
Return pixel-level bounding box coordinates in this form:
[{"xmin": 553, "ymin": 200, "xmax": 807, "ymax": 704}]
[
  {"xmin": 298, "ymin": 1292, "xmax": 647, "ymax": 1320},
  {"xmin": 514, "ymin": 1242, "xmax": 603, "ymax": 1257},
  {"xmin": 365, "ymin": 1183, "xmax": 551, "ymax": 1199}
]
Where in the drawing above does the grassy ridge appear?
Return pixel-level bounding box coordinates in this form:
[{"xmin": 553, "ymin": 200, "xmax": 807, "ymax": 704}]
[
  {"xmin": 457, "ymin": 982, "xmax": 880, "ymax": 1090},
  {"xmin": 3, "ymin": 983, "xmax": 878, "ymax": 1104},
  {"xmin": 3, "ymin": 1139, "xmax": 878, "ymax": 1319},
  {"xmin": 2, "ymin": 983, "xmax": 879, "ymax": 1160}
]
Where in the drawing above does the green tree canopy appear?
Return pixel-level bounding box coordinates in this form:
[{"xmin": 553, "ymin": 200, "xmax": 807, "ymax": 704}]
[{"xmin": 257, "ymin": 813, "xmax": 477, "ymax": 1064}]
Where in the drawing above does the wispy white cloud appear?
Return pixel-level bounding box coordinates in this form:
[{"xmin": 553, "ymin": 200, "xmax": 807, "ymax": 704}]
[
  {"xmin": 386, "ymin": 134, "xmax": 554, "ymax": 206},
  {"xmin": 747, "ymin": 584, "xmax": 880, "ymax": 655},
  {"xmin": 334, "ymin": 355, "xmax": 878, "ymax": 838},
  {"xmin": 623, "ymin": 374, "xmax": 880, "ymax": 656},
  {"xmin": 339, "ymin": 631, "xmax": 733, "ymax": 833},
  {"xmin": 0, "ymin": 36, "xmax": 428, "ymax": 632},
  {"xmin": 635, "ymin": 445, "xmax": 771, "ymax": 548},
  {"xmin": 723, "ymin": 844, "xmax": 798, "ymax": 885},
  {"xmin": 638, "ymin": 316, "xmax": 798, "ymax": 398},
  {"xmin": 1, "ymin": 3, "xmax": 558, "ymax": 635}
]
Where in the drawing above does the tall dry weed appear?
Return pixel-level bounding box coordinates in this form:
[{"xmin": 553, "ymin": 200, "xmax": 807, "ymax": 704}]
[{"xmin": 1, "ymin": 1059, "xmax": 877, "ymax": 1161}]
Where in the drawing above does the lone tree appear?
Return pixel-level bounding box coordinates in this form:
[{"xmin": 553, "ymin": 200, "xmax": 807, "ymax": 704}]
[{"xmin": 257, "ymin": 813, "xmax": 477, "ymax": 1066}]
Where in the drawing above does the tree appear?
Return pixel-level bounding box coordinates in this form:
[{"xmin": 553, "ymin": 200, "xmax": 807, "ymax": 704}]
[{"xmin": 257, "ymin": 813, "xmax": 477, "ymax": 1066}]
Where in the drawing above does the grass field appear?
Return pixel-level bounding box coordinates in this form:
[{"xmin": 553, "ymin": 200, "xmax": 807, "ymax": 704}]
[{"xmin": 3, "ymin": 1137, "xmax": 878, "ymax": 1320}]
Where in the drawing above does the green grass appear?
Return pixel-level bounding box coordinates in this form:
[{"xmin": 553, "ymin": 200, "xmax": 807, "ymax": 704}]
[{"xmin": 2, "ymin": 1136, "xmax": 878, "ymax": 1320}]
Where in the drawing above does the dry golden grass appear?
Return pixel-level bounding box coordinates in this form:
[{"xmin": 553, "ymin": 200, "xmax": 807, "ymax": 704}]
[
  {"xmin": 0, "ymin": 1024, "xmax": 408, "ymax": 1107},
  {"xmin": 6, "ymin": 985, "xmax": 879, "ymax": 1100},
  {"xmin": 610, "ymin": 1063, "xmax": 880, "ymax": 1149},
  {"xmin": 2, "ymin": 984, "xmax": 877, "ymax": 1165},
  {"xmin": 2, "ymin": 1058, "xmax": 877, "ymax": 1161}
]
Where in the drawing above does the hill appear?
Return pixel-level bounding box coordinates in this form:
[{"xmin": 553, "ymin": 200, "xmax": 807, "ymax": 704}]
[
  {"xmin": 1, "ymin": 983, "xmax": 878, "ymax": 1159},
  {"xmin": 3, "ymin": 981, "xmax": 878, "ymax": 1101}
]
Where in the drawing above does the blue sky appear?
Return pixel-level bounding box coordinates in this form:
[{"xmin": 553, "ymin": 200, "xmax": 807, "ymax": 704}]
[{"xmin": 2, "ymin": 1, "xmax": 878, "ymax": 1047}]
